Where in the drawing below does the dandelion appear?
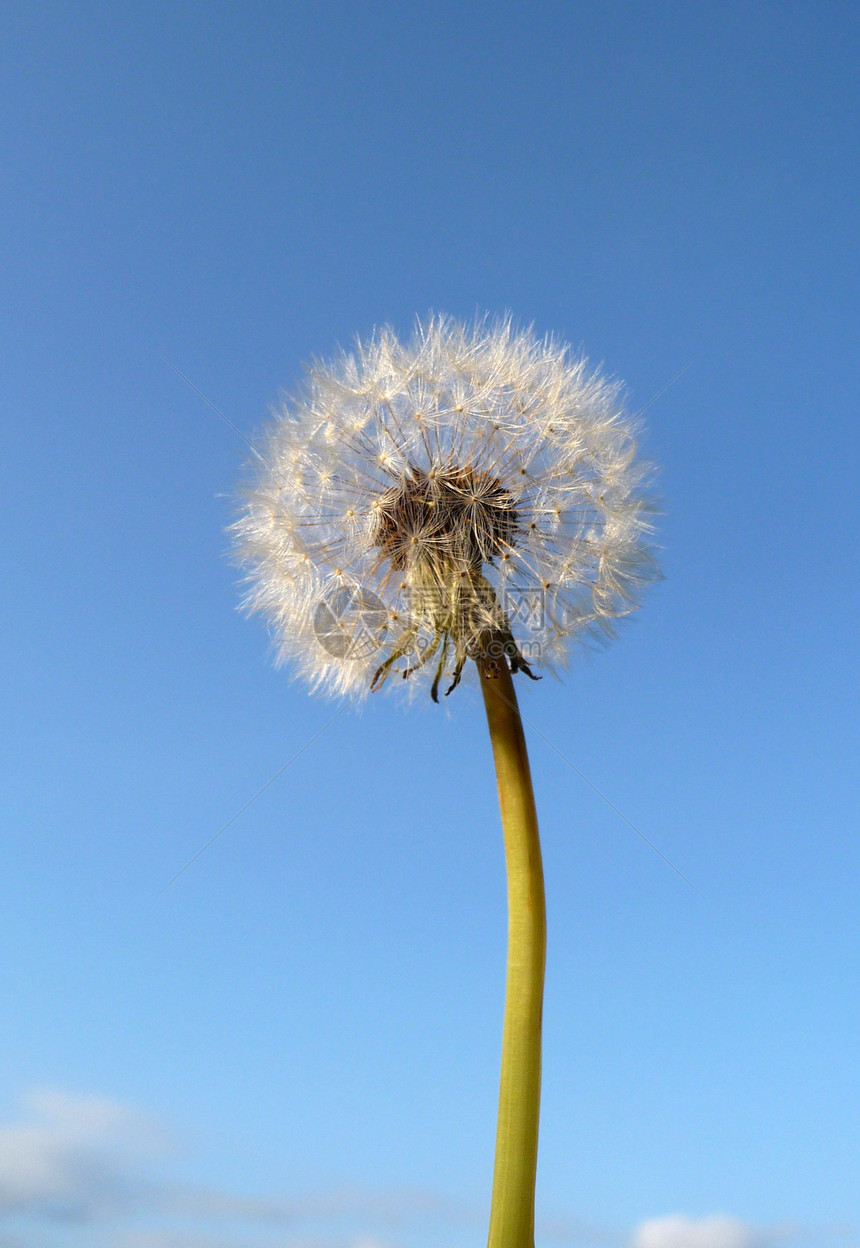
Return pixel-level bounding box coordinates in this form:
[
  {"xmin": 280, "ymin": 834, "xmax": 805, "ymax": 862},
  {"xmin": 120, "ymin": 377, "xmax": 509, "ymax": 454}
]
[{"xmin": 233, "ymin": 315, "xmax": 659, "ymax": 1248}]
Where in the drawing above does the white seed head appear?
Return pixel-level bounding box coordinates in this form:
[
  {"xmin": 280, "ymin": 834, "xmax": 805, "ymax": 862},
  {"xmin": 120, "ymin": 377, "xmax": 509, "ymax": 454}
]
[{"xmin": 233, "ymin": 314, "xmax": 660, "ymax": 700}]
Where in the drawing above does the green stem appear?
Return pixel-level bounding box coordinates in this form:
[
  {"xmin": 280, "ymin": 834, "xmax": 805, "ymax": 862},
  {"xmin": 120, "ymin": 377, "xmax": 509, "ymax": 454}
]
[{"xmin": 480, "ymin": 660, "xmax": 546, "ymax": 1248}]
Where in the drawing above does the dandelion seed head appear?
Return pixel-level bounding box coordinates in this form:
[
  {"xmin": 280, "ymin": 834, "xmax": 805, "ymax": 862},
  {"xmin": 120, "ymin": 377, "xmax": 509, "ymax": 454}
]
[{"xmin": 233, "ymin": 314, "xmax": 660, "ymax": 700}]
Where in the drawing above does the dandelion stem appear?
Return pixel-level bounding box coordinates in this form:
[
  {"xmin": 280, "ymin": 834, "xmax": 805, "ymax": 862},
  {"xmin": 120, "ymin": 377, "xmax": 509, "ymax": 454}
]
[{"xmin": 481, "ymin": 660, "xmax": 546, "ymax": 1248}]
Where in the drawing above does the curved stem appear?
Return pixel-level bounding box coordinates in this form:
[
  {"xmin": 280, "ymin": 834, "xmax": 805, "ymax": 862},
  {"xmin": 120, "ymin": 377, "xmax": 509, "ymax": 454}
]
[{"xmin": 480, "ymin": 661, "xmax": 546, "ymax": 1248}]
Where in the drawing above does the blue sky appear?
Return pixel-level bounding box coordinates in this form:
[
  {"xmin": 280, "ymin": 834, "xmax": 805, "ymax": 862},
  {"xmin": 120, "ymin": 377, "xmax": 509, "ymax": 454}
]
[{"xmin": 2, "ymin": 2, "xmax": 859, "ymax": 1247}]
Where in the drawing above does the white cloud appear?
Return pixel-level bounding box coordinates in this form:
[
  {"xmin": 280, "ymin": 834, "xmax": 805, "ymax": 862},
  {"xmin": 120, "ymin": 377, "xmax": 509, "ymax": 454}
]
[
  {"xmin": 0, "ymin": 1089, "xmax": 469, "ymax": 1246},
  {"xmin": 631, "ymin": 1214, "xmax": 766, "ymax": 1248},
  {"xmin": 0, "ymin": 1088, "xmax": 167, "ymax": 1221},
  {"xmin": 115, "ymin": 1234, "xmax": 393, "ymax": 1248},
  {"xmin": 0, "ymin": 1089, "xmax": 299, "ymax": 1230}
]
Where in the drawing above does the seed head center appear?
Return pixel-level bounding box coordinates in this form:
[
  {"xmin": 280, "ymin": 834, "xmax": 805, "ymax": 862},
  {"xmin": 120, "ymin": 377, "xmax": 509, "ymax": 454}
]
[{"xmin": 373, "ymin": 464, "xmax": 517, "ymax": 570}]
